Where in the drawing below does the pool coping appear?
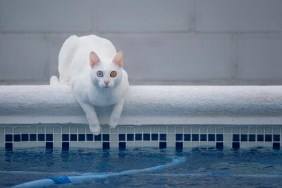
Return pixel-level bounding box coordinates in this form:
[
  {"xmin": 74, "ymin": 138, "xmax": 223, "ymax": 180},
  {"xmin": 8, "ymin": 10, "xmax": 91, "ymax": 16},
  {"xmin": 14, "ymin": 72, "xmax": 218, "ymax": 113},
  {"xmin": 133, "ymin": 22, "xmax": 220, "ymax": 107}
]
[{"xmin": 1, "ymin": 85, "xmax": 282, "ymax": 125}]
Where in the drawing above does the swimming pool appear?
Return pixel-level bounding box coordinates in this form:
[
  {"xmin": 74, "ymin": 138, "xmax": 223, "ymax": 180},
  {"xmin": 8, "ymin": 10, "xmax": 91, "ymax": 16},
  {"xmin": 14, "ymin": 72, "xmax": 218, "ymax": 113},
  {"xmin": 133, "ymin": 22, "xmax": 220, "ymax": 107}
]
[
  {"xmin": 1, "ymin": 85, "xmax": 282, "ymax": 187},
  {"xmin": 0, "ymin": 124, "xmax": 281, "ymax": 187},
  {"xmin": 1, "ymin": 147, "xmax": 282, "ymax": 187}
]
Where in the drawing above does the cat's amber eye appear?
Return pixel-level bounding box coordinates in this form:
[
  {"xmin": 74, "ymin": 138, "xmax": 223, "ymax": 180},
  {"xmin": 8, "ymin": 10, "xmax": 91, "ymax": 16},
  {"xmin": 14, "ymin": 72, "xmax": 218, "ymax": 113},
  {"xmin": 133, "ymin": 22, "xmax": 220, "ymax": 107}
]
[
  {"xmin": 110, "ymin": 71, "xmax": 117, "ymax": 77},
  {"xmin": 97, "ymin": 71, "xmax": 103, "ymax": 77}
]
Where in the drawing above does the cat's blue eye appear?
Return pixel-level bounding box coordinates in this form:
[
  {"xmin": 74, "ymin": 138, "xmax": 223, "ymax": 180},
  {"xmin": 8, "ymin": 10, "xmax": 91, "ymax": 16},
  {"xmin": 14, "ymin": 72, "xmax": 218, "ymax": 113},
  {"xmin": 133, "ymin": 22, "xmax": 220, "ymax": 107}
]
[{"xmin": 97, "ymin": 71, "xmax": 103, "ymax": 77}]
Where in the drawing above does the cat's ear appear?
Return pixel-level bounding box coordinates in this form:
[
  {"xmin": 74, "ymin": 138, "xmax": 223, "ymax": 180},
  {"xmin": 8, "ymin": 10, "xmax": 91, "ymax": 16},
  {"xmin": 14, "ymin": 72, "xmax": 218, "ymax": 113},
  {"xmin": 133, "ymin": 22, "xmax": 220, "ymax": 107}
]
[
  {"xmin": 113, "ymin": 51, "xmax": 123, "ymax": 68},
  {"xmin": 90, "ymin": 51, "xmax": 100, "ymax": 68}
]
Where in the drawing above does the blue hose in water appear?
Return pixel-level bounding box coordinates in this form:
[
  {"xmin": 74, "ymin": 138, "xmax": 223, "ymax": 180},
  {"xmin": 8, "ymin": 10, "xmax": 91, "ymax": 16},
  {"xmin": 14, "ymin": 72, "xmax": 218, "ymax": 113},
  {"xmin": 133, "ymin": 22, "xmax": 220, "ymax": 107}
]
[{"xmin": 13, "ymin": 157, "xmax": 186, "ymax": 188}]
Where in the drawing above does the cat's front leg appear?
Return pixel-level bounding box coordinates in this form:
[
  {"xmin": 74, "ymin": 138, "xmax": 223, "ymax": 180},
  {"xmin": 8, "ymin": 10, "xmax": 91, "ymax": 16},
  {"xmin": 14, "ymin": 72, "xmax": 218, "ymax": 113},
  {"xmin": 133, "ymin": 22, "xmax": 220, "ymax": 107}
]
[
  {"xmin": 79, "ymin": 102, "xmax": 101, "ymax": 135},
  {"xmin": 109, "ymin": 97, "xmax": 126, "ymax": 129}
]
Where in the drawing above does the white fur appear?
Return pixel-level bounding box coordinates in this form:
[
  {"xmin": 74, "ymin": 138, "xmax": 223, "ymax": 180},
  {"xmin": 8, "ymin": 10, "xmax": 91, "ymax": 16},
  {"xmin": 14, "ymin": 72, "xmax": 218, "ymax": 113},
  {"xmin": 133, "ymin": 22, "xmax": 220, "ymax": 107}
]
[{"xmin": 55, "ymin": 35, "xmax": 129, "ymax": 135}]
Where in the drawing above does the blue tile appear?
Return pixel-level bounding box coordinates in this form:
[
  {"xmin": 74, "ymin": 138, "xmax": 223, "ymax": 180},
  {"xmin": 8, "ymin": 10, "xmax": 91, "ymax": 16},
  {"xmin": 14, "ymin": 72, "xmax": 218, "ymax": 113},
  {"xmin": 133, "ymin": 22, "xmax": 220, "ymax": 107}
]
[
  {"xmin": 86, "ymin": 134, "xmax": 93, "ymax": 141},
  {"xmin": 62, "ymin": 134, "xmax": 69, "ymax": 141},
  {"xmin": 119, "ymin": 142, "xmax": 126, "ymax": 150},
  {"xmin": 274, "ymin": 134, "xmax": 280, "ymax": 142},
  {"xmin": 249, "ymin": 134, "xmax": 256, "ymax": 142},
  {"xmin": 94, "ymin": 135, "xmax": 101, "ymax": 141},
  {"xmin": 103, "ymin": 142, "xmax": 110, "ymax": 150},
  {"xmin": 200, "ymin": 134, "xmax": 207, "ymax": 141},
  {"xmin": 70, "ymin": 134, "xmax": 77, "ymax": 141},
  {"xmin": 184, "ymin": 134, "xmax": 191, "ymax": 141},
  {"xmin": 233, "ymin": 134, "xmax": 240, "ymax": 142},
  {"xmin": 62, "ymin": 142, "xmax": 69, "ymax": 151},
  {"xmin": 103, "ymin": 134, "xmax": 110, "ymax": 141},
  {"xmin": 273, "ymin": 143, "xmax": 280, "ymax": 150},
  {"xmin": 192, "ymin": 134, "xmax": 199, "ymax": 141},
  {"xmin": 30, "ymin": 134, "xmax": 37, "ymax": 141},
  {"xmin": 5, "ymin": 143, "xmax": 13, "ymax": 151},
  {"xmin": 208, "ymin": 134, "xmax": 215, "ymax": 141},
  {"xmin": 216, "ymin": 142, "xmax": 224, "ymax": 150},
  {"xmin": 257, "ymin": 135, "xmax": 264, "ymax": 142},
  {"xmin": 38, "ymin": 134, "xmax": 45, "ymax": 141},
  {"xmin": 232, "ymin": 142, "xmax": 240, "ymax": 150},
  {"xmin": 159, "ymin": 142, "xmax": 166, "ymax": 149},
  {"xmin": 216, "ymin": 134, "xmax": 223, "ymax": 141},
  {"xmin": 21, "ymin": 134, "xmax": 29, "ymax": 141},
  {"xmin": 176, "ymin": 142, "xmax": 183, "ymax": 151},
  {"xmin": 119, "ymin": 134, "xmax": 125, "ymax": 141},
  {"xmin": 143, "ymin": 133, "xmax": 150, "ymax": 141},
  {"xmin": 46, "ymin": 142, "xmax": 53, "ymax": 149},
  {"xmin": 46, "ymin": 134, "xmax": 53, "ymax": 141},
  {"xmin": 135, "ymin": 134, "xmax": 142, "ymax": 141},
  {"xmin": 241, "ymin": 134, "xmax": 248, "ymax": 142},
  {"xmin": 127, "ymin": 134, "xmax": 134, "ymax": 141},
  {"xmin": 176, "ymin": 134, "xmax": 183, "ymax": 141},
  {"xmin": 265, "ymin": 135, "xmax": 272, "ymax": 142},
  {"xmin": 5, "ymin": 134, "xmax": 12, "ymax": 142},
  {"xmin": 78, "ymin": 134, "xmax": 85, "ymax": 141},
  {"xmin": 14, "ymin": 135, "xmax": 21, "ymax": 142},
  {"xmin": 151, "ymin": 134, "xmax": 158, "ymax": 141},
  {"xmin": 160, "ymin": 134, "xmax": 166, "ymax": 141}
]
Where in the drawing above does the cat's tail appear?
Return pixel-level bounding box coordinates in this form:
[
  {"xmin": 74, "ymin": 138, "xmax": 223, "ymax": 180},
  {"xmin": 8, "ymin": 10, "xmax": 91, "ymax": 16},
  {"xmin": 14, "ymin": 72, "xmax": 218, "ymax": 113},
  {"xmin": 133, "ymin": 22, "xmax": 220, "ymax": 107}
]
[
  {"xmin": 58, "ymin": 35, "xmax": 79, "ymax": 84},
  {"xmin": 50, "ymin": 75, "xmax": 59, "ymax": 86}
]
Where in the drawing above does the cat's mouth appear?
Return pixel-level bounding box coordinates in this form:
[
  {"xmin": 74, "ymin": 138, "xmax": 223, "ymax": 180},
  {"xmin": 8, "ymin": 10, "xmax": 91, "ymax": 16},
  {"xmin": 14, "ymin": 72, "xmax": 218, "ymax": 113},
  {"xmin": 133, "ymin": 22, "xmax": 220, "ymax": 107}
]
[{"xmin": 97, "ymin": 83, "xmax": 112, "ymax": 89}]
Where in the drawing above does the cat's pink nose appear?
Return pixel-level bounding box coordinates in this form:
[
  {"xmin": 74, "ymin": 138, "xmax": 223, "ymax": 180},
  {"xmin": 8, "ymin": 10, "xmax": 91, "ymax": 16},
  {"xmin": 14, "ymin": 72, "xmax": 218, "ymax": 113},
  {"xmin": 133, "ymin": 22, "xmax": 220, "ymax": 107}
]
[{"xmin": 104, "ymin": 80, "xmax": 110, "ymax": 85}]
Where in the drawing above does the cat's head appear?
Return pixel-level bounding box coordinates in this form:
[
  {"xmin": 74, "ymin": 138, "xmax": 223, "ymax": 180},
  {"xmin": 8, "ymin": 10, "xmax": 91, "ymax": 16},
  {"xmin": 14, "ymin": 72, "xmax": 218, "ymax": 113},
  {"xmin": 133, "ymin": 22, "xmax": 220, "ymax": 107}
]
[{"xmin": 89, "ymin": 51, "xmax": 124, "ymax": 89}]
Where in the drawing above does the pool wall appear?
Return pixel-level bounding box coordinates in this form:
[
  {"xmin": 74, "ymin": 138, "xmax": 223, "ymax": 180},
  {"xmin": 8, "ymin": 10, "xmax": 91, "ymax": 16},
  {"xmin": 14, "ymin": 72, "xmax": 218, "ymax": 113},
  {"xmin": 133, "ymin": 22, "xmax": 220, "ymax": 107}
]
[{"xmin": 1, "ymin": 85, "xmax": 282, "ymax": 151}]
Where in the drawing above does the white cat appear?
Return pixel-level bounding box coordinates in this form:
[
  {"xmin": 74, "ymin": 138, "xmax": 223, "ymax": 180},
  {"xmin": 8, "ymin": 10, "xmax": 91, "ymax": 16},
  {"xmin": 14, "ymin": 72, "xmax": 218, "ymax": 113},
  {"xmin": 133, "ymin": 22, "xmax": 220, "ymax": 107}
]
[{"xmin": 52, "ymin": 35, "xmax": 129, "ymax": 135}]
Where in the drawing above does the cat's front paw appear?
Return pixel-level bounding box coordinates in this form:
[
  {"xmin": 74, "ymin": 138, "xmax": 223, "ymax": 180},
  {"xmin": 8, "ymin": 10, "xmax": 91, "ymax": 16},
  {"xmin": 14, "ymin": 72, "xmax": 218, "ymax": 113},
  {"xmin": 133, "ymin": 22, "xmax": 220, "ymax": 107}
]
[
  {"xmin": 109, "ymin": 117, "xmax": 120, "ymax": 129},
  {"xmin": 89, "ymin": 124, "xmax": 101, "ymax": 135}
]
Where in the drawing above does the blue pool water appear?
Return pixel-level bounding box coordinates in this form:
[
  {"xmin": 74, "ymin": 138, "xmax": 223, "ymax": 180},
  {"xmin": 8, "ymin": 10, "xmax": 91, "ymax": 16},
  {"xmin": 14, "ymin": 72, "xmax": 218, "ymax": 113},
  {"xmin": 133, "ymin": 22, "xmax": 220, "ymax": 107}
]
[{"xmin": 1, "ymin": 148, "xmax": 282, "ymax": 187}]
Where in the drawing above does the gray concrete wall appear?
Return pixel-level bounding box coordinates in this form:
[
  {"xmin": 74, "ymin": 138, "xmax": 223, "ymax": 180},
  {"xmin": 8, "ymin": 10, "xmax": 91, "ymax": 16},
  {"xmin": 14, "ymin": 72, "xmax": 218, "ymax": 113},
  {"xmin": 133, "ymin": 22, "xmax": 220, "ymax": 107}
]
[{"xmin": 1, "ymin": 0, "xmax": 282, "ymax": 85}]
